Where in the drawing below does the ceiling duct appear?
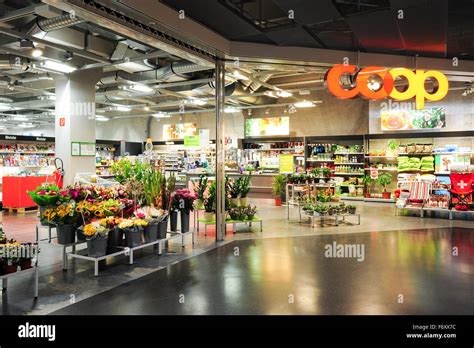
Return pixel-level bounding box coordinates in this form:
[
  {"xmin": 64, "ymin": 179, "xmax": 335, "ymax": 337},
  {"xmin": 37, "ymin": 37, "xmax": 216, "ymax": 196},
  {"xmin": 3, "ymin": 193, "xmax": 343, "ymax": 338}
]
[
  {"xmin": 248, "ymin": 73, "xmax": 273, "ymax": 93},
  {"xmin": 0, "ymin": 55, "xmax": 29, "ymax": 71},
  {"xmin": 130, "ymin": 62, "xmax": 212, "ymax": 83},
  {"xmin": 26, "ymin": 13, "xmax": 85, "ymax": 38}
]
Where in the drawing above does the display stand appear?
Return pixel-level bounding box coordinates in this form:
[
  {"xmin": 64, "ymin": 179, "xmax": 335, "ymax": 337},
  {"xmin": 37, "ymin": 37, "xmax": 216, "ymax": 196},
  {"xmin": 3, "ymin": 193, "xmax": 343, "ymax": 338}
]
[
  {"xmin": 304, "ymin": 211, "xmax": 360, "ymax": 227},
  {"xmin": 197, "ymin": 218, "xmax": 263, "ymax": 235},
  {"xmin": 286, "ymin": 183, "xmax": 314, "ymax": 222},
  {"xmin": 66, "ymin": 230, "xmax": 194, "ymax": 276}
]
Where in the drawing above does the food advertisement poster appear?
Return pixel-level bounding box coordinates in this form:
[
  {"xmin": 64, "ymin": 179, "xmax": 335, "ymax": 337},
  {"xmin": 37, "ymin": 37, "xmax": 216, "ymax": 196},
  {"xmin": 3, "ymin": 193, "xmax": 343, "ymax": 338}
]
[
  {"xmin": 381, "ymin": 107, "xmax": 446, "ymax": 131},
  {"xmin": 163, "ymin": 123, "xmax": 197, "ymax": 139},
  {"xmin": 245, "ymin": 117, "xmax": 289, "ymax": 137}
]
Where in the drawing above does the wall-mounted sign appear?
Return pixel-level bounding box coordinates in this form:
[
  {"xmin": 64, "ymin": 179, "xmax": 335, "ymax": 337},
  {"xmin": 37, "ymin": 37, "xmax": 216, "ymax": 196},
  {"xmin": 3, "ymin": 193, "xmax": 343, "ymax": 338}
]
[
  {"xmin": 71, "ymin": 141, "xmax": 96, "ymax": 156},
  {"xmin": 163, "ymin": 123, "xmax": 197, "ymax": 140},
  {"xmin": 184, "ymin": 135, "xmax": 200, "ymax": 147},
  {"xmin": 325, "ymin": 64, "xmax": 449, "ymax": 110},
  {"xmin": 381, "ymin": 107, "xmax": 446, "ymax": 131},
  {"xmin": 59, "ymin": 117, "xmax": 65, "ymax": 127},
  {"xmin": 245, "ymin": 117, "xmax": 289, "ymax": 137}
]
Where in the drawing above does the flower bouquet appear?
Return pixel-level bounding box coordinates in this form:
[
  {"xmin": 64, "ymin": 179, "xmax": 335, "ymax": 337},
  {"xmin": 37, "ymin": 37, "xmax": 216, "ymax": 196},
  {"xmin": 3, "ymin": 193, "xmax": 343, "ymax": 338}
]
[
  {"xmin": 135, "ymin": 207, "xmax": 166, "ymax": 242},
  {"xmin": 41, "ymin": 202, "xmax": 78, "ymax": 244},
  {"xmin": 170, "ymin": 189, "xmax": 197, "ymax": 233},
  {"xmin": 120, "ymin": 218, "xmax": 148, "ymax": 247},
  {"xmin": 28, "ymin": 185, "xmax": 64, "ymax": 207},
  {"xmin": 82, "ymin": 220, "xmax": 109, "ymax": 257}
]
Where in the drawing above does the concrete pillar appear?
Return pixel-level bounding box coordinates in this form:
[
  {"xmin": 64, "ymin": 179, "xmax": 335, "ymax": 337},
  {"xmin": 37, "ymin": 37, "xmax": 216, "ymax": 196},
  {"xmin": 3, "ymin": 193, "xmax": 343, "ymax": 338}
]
[
  {"xmin": 54, "ymin": 69, "xmax": 102, "ymax": 185},
  {"xmin": 215, "ymin": 59, "xmax": 226, "ymax": 242}
]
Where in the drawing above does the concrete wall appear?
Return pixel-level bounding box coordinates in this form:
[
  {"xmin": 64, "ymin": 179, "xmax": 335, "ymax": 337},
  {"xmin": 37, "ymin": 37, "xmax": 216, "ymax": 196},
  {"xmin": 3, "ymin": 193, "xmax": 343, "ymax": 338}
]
[{"xmin": 96, "ymin": 117, "xmax": 148, "ymax": 142}]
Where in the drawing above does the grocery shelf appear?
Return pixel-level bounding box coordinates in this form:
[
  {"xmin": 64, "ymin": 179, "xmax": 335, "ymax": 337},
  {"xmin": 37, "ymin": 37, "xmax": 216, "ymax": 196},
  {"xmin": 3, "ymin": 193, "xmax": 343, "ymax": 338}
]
[
  {"xmin": 365, "ymin": 168, "xmax": 398, "ymax": 171},
  {"xmin": 334, "ymin": 173, "xmax": 364, "ymax": 176},
  {"xmin": 433, "ymin": 152, "xmax": 473, "ymax": 155},
  {"xmin": 334, "ymin": 163, "xmax": 364, "ymax": 165},
  {"xmin": 334, "ymin": 152, "xmax": 364, "ymax": 155},
  {"xmin": 307, "ymin": 159, "xmax": 334, "ymax": 162},
  {"xmin": 365, "ymin": 155, "xmax": 397, "ymax": 159},
  {"xmin": 340, "ymin": 196, "xmax": 364, "ymax": 201},
  {"xmin": 338, "ymin": 184, "xmax": 365, "ymax": 187},
  {"xmin": 398, "ymin": 153, "xmax": 433, "ymax": 156}
]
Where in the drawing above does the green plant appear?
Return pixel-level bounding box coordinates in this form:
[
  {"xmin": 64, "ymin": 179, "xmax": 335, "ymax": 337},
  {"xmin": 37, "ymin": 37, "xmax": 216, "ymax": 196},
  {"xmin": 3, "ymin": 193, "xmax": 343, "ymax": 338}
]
[
  {"xmin": 272, "ymin": 174, "xmax": 286, "ymax": 198},
  {"xmin": 376, "ymin": 172, "xmax": 393, "ymax": 192},
  {"xmin": 143, "ymin": 169, "xmax": 164, "ymax": 207},
  {"xmin": 311, "ymin": 167, "xmax": 322, "ymax": 178},
  {"xmin": 239, "ymin": 175, "xmax": 251, "ymax": 198},
  {"xmin": 322, "ymin": 167, "xmax": 332, "ymax": 179},
  {"xmin": 387, "ymin": 139, "xmax": 399, "ymax": 153},
  {"xmin": 244, "ymin": 205, "xmax": 257, "ymax": 220},
  {"xmin": 204, "ymin": 181, "xmax": 216, "ymax": 213},
  {"xmin": 193, "ymin": 175, "xmax": 208, "ymax": 201},
  {"xmin": 228, "ymin": 178, "xmax": 241, "ymax": 198}
]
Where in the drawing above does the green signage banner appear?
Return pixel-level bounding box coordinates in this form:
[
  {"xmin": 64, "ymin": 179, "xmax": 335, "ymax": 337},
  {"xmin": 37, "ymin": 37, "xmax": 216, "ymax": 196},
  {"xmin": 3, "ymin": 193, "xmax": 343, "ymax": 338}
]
[{"xmin": 184, "ymin": 135, "xmax": 200, "ymax": 147}]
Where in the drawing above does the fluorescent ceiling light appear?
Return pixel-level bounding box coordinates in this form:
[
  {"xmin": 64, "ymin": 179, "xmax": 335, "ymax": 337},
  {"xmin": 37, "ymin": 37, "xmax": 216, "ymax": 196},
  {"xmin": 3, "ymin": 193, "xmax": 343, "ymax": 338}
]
[
  {"xmin": 126, "ymin": 84, "xmax": 154, "ymax": 93},
  {"xmin": 143, "ymin": 106, "xmax": 150, "ymax": 111},
  {"xmin": 0, "ymin": 104, "xmax": 12, "ymax": 111},
  {"xmin": 294, "ymin": 100, "xmax": 316, "ymax": 108},
  {"xmin": 264, "ymin": 91, "xmax": 278, "ymax": 98},
  {"xmin": 230, "ymin": 70, "xmax": 249, "ymax": 81},
  {"xmin": 189, "ymin": 98, "xmax": 207, "ymax": 106},
  {"xmin": 17, "ymin": 123, "xmax": 34, "ymax": 128},
  {"xmin": 117, "ymin": 61, "xmax": 150, "ymax": 73},
  {"xmin": 115, "ymin": 106, "xmax": 131, "ymax": 112},
  {"xmin": 224, "ymin": 107, "xmax": 238, "ymax": 113},
  {"xmin": 277, "ymin": 90, "xmax": 293, "ymax": 98},
  {"xmin": 96, "ymin": 116, "xmax": 109, "ymax": 122},
  {"xmin": 12, "ymin": 116, "xmax": 29, "ymax": 121},
  {"xmin": 31, "ymin": 48, "xmax": 43, "ymax": 57},
  {"xmin": 152, "ymin": 112, "xmax": 170, "ymax": 118},
  {"xmin": 37, "ymin": 60, "xmax": 77, "ymax": 74}
]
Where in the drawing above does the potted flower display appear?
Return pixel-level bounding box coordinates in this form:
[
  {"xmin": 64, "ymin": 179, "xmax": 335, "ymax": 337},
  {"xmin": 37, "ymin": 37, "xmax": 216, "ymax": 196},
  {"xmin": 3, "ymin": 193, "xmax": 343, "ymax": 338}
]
[
  {"xmin": 82, "ymin": 220, "xmax": 109, "ymax": 257},
  {"xmin": 244, "ymin": 205, "xmax": 257, "ymax": 220},
  {"xmin": 272, "ymin": 174, "xmax": 286, "ymax": 206},
  {"xmin": 376, "ymin": 172, "xmax": 393, "ymax": 199},
  {"xmin": 347, "ymin": 205, "xmax": 357, "ymax": 214},
  {"xmin": 136, "ymin": 206, "xmax": 167, "ymax": 242},
  {"xmin": 362, "ymin": 175, "xmax": 374, "ymax": 198},
  {"xmin": 239, "ymin": 175, "xmax": 251, "ymax": 206},
  {"xmin": 170, "ymin": 189, "xmax": 197, "ymax": 233},
  {"xmin": 41, "ymin": 202, "xmax": 78, "ymax": 244},
  {"xmin": 28, "ymin": 185, "xmax": 65, "ymax": 226},
  {"xmin": 120, "ymin": 218, "xmax": 148, "ymax": 248}
]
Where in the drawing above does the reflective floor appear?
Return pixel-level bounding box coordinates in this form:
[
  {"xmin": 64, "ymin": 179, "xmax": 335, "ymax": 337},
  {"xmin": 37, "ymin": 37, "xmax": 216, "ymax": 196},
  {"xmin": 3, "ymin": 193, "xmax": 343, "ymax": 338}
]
[{"xmin": 53, "ymin": 227, "xmax": 474, "ymax": 315}]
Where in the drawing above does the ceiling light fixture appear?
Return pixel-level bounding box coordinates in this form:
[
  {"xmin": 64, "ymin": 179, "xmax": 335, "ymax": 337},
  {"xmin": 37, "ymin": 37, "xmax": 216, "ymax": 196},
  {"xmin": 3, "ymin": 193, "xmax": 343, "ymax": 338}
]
[
  {"xmin": 264, "ymin": 91, "xmax": 278, "ymax": 98},
  {"xmin": 31, "ymin": 48, "xmax": 43, "ymax": 57},
  {"xmin": 189, "ymin": 98, "xmax": 207, "ymax": 106},
  {"xmin": 96, "ymin": 116, "xmax": 110, "ymax": 122},
  {"xmin": 126, "ymin": 84, "xmax": 154, "ymax": 93},
  {"xmin": 152, "ymin": 112, "xmax": 170, "ymax": 118},
  {"xmin": 115, "ymin": 106, "xmax": 131, "ymax": 112},
  {"xmin": 36, "ymin": 60, "xmax": 77, "ymax": 74},
  {"xmin": 224, "ymin": 106, "xmax": 238, "ymax": 113},
  {"xmin": 0, "ymin": 104, "xmax": 12, "ymax": 111},
  {"xmin": 276, "ymin": 90, "xmax": 293, "ymax": 98},
  {"xmin": 294, "ymin": 100, "xmax": 316, "ymax": 108},
  {"xmin": 143, "ymin": 106, "xmax": 150, "ymax": 111},
  {"xmin": 12, "ymin": 116, "xmax": 29, "ymax": 121},
  {"xmin": 17, "ymin": 123, "xmax": 34, "ymax": 128}
]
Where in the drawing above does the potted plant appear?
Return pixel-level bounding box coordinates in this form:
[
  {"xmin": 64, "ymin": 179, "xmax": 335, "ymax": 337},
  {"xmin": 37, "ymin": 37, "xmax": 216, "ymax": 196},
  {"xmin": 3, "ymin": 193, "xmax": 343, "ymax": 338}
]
[
  {"xmin": 193, "ymin": 175, "xmax": 208, "ymax": 209},
  {"xmin": 82, "ymin": 220, "xmax": 109, "ymax": 257},
  {"xmin": 239, "ymin": 175, "xmax": 251, "ymax": 206},
  {"xmin": 387, "ymin": 139, "xmax": 399, "ymax": 156},
  {"xmin": 42, "ymin": 202, "xmax": 78, "ymax": 244},
  {"xmin": 136, "ymin": 206, "xmax": 167, "ymax": 242},
  {"xmin": 322, "ymin": 167, "xmax": 332, "ymax": 182},
  {"xmin": 120, "ymin": 218, "xmax": 148, "ymax": 248},
  {"xmin": 272, "ymin": 174, "xmax": 286, "ymax": 206},
  {"xmin": 347, "ymin": 205, "xmax": 357, "ymax": 214},
  {"xmin": 376, "ymin": 172, "xmax": 393, "ymax": 199},
  {"xmin": 28, "ymin": 185, "xmax": 66, "ymax": 225},
  {"xmin": 171, "ymin": 189, "xmax": 197, "ymax": 233},
  {"xmin": 311, "ymin": 167, "xmax": 322, "ymax": 179},
  {"xmin": 362, "ymin": 175, "xmax": 374, "ymax": 198},
  {"xmin": 244, "ymin": 205, "xmax": 257, "ymax": 220},
  {"xmin": 229, "ymin": 178, "xmax": 241, "ymax": 207},
  {"xmin": 18, "ymin": 243, "xmax": 36, "ymax": 270},
  {"xmin": 203, "ymin": 181, "xmax": 216, "ymax": 221}
]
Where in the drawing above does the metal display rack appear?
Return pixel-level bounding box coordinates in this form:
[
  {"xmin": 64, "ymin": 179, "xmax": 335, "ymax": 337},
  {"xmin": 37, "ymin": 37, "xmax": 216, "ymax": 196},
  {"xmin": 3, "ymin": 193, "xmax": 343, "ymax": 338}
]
[
  {"xmin": 197, "ymin": 217, "xmax": 262, "ymax": 235},
  {"xmin": 303, "ymin": 211, "xmax": 361, "ymax": 227},
  {"xmin": 286, "ymin": 182, "xmax": 336, "ymax": 222}
]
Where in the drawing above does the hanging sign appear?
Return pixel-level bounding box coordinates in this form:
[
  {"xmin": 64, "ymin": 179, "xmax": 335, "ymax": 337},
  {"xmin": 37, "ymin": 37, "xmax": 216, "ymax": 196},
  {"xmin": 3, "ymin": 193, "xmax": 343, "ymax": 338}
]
[
  {"xmin": 325, "ymin": 64, "xmax": 449, "ymax": 110},
  {"xmin": 279, "ymin": 154, "xmax": 294, "ymax": 174},
  {"xmin": 184, "ymin": 135, "xmax": 200, "ymax": 147},
  {"xmin": 370, "ymin": 168, "xmax": 379, "ymax": 180}
]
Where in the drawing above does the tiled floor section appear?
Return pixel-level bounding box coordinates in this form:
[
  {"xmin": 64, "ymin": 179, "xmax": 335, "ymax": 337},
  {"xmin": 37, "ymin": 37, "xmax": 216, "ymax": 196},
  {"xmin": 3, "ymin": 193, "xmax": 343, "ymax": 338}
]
[
  {"xmin": 1, "ymin": 199, "xmax": 473, "ymax": 315},
  {"xmin": 53, "ymin": 227, "xmax": 474, "ymax": 315}
]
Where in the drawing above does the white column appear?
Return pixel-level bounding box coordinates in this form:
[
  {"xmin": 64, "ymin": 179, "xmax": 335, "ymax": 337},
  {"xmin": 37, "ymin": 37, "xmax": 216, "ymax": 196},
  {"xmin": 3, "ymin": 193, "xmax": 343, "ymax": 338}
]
[{"xmin": 54, "ymin": 69, "xmax": 101, "ymax": 185}]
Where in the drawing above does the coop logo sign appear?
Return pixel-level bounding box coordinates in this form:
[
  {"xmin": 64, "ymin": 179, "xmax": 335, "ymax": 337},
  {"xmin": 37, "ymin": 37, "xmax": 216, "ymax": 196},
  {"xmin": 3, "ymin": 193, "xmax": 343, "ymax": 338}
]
[{"xmin": 325, "ymin": 64, "xmax": 449, "ymax": 110}]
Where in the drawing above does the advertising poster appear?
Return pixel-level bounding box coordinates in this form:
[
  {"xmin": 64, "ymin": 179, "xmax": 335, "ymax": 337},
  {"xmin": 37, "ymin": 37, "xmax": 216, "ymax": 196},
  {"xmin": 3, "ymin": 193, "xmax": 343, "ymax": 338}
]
[
  {"xmin": 163, "ymin": 123, "xmax": 197, "ymax": 139},
  {"xmin": 245, "ymin": 117, "xmax": 289, "ymax": 137},
  {"xmin": 381, "ymin": 107, "xmax": 446, "ymax": 131}
]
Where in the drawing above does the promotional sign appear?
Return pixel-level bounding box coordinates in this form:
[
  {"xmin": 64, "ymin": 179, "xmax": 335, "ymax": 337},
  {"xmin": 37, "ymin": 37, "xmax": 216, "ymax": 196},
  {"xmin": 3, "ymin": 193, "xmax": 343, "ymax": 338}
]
[
  {"xmin": 370, "ymin": 168, "xmax": 379, "ymax": 180},
  {"xmin": 184, "ymin": 135, "xmax": 200, "ymax": 147},
  {"xmin": 163, "ymin": 123, "xmax": 197, "ymax": 140},
  {"xmin": 245, "ymin": 117, "xmax": 289, "ymax": 137},
  {"xmin": 325, "ymin": 64, "xmax": 449, "ymax": 110},
  {"xmin": 199, "ymin": 129, "xmax": 210, "ymax": 148},
  {"xmin": 279, "ymin": 154, "xmax": 294, "ymax": 174},
  {"xmin": 381, "ymin": 107, "xmax": 446, "ymax": 131}
]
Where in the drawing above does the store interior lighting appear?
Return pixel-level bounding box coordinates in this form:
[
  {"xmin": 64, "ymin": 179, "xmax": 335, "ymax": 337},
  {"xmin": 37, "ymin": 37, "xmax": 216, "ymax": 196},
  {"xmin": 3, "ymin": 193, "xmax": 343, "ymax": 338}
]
[
  {"xmin": 294, "ymin": 100, "xmax": 316, "ymax": 108},
  {"xmin": 35, "ymin": 60, "xmax": 77, "ymax": 74},
  {"xmin": 152, "ymin": 112, "xmax": 170, "ymax": 118},
  {"xmin": 11, "ymin": 115, "xmax": 29, "ymax": 121},
  {"xmin": 189, "ymin": 98, "xmax": 207, "ymax": 106},
  {"xmin": 143, "ymin": 106, "xmax": 150, "ymax": 111},
  {"xmin": 96, "ymin": 116, "xmax": 110, "ymax": 122},
  {"xmin": 115, "ymin": 105, "xmax": 131, "ymax": 112},
  {"xmin": 224, "ymin": 106, "xmax": 238, "ymax": 113},
  {"xmin": 31, "ymin": 48, "xmax": 43, "ymax": 57},
  {"xmin": 123, "ymin": 84, "xmax": 154, "ymax": 93},
  {"xmin": 461, "ymin": 83, "xmax": 473, "ymax": 96}
]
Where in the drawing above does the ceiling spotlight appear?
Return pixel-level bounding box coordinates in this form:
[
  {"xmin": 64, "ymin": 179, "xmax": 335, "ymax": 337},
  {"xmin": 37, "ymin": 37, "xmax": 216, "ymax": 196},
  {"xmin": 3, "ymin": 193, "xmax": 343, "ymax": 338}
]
[
  {"xmin": 265, "ymin": 108, "xmax": 270, "ymax": 115},
  {"xmin": 7, "ymin": 83, "xmax": 15, "ymax": 91},
  {"xmin": 125, "ymin": 84, "xmax": 154, "ymax": 93},
  {"xmin": 63, "ymin": 51, "xmax": 74, "ymax": 61},
  {"xmin": 143, "ymin": 106, "xmax": 150, "ymax": 111},
  {"xmin": 247, "ymin": 109, "xmax": 252, "ymax": 116},
  {"xmin": 461, "ymin": 83, "xmax": 473, "ymax": 97},
  {"xmin": 294, "ymin": 100, "xmax": 316, "ymax": 108},
  {"xmin": 288, "ymin": 104, "xmax": 297, "ymax": 114},
  {"xmin": 264, "ymin": 91, "xmax": 278, "ymax": 98},
  {"xmin": 96, "ymin": 116, "xmax": 110, "ymax": 122},
  {"xmin": 31, "ymin": 48, "xmax": 43, "ymax": 57}
]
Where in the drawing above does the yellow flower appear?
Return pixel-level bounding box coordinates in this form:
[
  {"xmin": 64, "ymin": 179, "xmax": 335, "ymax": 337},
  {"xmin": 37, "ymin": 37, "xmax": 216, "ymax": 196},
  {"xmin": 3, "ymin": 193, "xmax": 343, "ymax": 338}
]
[{"xmin": 83, "ymin": 224, "xmax": 97, "ymax": 237}]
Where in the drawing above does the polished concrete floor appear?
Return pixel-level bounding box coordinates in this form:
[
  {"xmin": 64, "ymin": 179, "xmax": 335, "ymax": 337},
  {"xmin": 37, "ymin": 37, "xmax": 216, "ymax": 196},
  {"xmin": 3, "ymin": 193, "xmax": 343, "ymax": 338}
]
[
  {"xmin": 53, "ymin": 227, "xmax": 474, "ymax": 315},
  {"xmin": 1, "ymin": 199, "xmax": 473, "ymax": 315}
]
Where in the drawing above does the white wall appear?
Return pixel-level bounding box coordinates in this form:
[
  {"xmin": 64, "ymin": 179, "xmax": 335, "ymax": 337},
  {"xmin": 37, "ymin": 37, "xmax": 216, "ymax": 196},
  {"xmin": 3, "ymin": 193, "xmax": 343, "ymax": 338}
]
[{"xmin": 96, "ymin": 117, "xmax": 148, "ymax": 142}]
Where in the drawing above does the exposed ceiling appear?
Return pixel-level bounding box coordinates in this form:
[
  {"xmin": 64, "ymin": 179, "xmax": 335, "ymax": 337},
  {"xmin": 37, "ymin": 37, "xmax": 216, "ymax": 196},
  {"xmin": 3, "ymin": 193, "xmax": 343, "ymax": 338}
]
[{"xmin": 161, "ymin": 0, "xmax": 474, "ymax": 59}]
